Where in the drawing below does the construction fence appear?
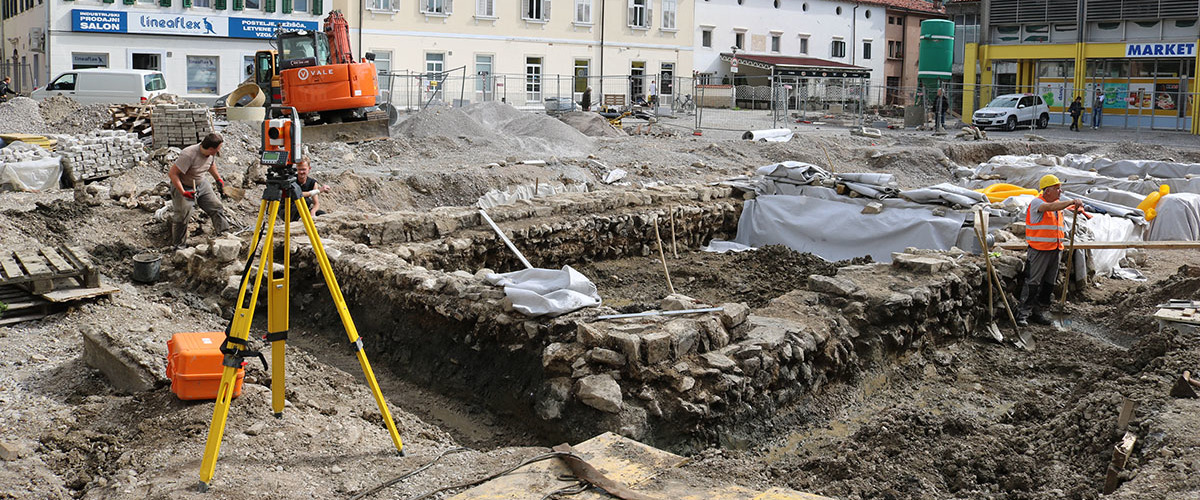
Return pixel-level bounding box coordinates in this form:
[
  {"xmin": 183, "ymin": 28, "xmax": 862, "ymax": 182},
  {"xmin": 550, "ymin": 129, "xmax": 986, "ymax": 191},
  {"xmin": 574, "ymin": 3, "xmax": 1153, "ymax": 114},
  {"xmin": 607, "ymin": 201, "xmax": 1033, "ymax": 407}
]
[
  {"xmin": 0, "ymin": 62, "xmax": 35, "ymax": 96},
  {"xmin": 376, "ymin": 70, "xmax": 1197, "ymax": 134}
]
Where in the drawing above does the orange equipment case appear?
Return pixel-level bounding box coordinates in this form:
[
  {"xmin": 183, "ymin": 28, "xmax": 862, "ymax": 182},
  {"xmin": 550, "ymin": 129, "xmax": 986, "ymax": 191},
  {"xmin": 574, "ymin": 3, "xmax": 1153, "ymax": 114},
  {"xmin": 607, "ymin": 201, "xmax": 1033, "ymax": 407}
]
[{"xmin": 167, "ymin": 332, "xmax": 245, "ymax": 401}]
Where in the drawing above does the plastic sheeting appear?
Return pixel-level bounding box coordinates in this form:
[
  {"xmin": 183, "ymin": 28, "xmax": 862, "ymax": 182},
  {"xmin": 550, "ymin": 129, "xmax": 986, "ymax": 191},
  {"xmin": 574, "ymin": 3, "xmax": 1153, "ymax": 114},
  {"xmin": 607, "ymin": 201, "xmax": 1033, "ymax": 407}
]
[
  {"xmin": 755, "ymin": 162, "xmax": 898, "ymax": 199},
  {"xmin": 722, "ymin": 190, "xmax": 967, "ymax": 262},
  {"xmin": 477, "ymin": 182, "xmax": 589, "ymax": 209},
  {"xmin": 1064, "ymin": 156, "xmax": 1200, "ymax": 180},
  {"xmin": 1147, "ymin": 194, "xmax": 1200, "ymax": 241},
  {"xmin": 971, "ymin": 158, "xmax": 1200, "ymax": 196},
  {"xmin": 485, "ymin": 265, "xmax": 601, "ymax": 317},
  {"xmin": 900, "ymin": 183, "xmax": 989, "ymax": 207},
  {"xmin": 742, "ymin": 129, "xmax": 794, "ymax": 142},
  {"xmin": 0, "ymin": 157, "xmax": 62, "ymax": 192}
]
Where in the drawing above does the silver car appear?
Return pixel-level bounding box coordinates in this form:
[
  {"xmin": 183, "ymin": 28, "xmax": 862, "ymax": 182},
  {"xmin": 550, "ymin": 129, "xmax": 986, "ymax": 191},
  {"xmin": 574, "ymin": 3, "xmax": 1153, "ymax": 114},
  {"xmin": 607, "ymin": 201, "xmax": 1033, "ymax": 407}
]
[{"xmin": 972, "ymin": 93, "xmax": 1050, "ymax": 131}]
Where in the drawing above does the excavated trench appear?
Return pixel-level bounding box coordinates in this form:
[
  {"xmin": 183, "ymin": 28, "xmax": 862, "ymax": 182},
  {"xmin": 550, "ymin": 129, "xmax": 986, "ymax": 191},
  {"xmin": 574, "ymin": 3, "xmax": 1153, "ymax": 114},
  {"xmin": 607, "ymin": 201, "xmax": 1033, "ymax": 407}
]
[{"xmin": 274, "ymin": 184, "xmax": 1039, "ymax": 455}]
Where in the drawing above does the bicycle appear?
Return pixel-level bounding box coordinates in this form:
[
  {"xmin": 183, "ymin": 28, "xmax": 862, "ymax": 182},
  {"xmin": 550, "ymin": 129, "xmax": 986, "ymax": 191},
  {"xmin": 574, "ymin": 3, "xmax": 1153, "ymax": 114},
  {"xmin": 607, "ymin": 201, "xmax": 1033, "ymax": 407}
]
[{"xmin": 676, "ymin": 94, "xmax": 696, "ymax": 115}]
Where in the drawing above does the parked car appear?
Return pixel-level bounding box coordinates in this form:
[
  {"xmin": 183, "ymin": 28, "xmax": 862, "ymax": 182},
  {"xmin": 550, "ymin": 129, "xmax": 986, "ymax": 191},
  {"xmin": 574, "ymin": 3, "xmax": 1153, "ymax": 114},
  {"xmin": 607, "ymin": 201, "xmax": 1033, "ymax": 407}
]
[
  {"xmin": 972, "ymin": 93, "xmax": 1050, "ymax": 131},
  {"xmin": 31, "ymin": 69, "xmax": 166, "ymax": 105}
]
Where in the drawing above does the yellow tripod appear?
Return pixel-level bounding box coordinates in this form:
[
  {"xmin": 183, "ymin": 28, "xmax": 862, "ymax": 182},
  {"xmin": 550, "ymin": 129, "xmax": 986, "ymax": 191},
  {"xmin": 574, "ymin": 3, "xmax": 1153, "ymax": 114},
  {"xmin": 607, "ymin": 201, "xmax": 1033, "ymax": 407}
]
[{"xmin": 197, "ymin": 113, "xmax": 404, "ymax": 491}]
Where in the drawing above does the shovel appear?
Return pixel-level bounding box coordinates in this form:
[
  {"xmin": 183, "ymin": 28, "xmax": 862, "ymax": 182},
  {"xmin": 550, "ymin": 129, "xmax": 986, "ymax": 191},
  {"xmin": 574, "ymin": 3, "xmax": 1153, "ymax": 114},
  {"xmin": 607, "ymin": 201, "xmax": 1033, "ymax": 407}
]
[
  {"xmin": 974, "ymin": 209, "xmax": 1032, "ymax": 349},
  {"xmin": 1170, "ymin": 370, "xmax": 1200, "ymax": 398},
  {"xmin": 1051, "ymin": 208, "xmax": 1087, "ymax": 331}
]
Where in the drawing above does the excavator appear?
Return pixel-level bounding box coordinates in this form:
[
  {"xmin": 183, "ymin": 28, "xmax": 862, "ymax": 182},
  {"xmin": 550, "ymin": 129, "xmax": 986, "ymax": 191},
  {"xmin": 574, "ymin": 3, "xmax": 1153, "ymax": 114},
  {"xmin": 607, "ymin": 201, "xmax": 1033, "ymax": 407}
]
[{"xmin": 250, "ymin": 11, "xmax": 391, "ymax": 142}]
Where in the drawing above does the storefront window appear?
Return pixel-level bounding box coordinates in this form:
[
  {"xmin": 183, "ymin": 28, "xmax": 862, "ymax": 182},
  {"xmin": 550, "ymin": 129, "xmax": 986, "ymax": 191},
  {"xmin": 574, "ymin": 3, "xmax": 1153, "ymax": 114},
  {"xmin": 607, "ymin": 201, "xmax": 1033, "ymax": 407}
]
[
  {"xmin": 187, "ymin": 55, "xmax": 219, "ymax": 95},
  {"xmin": 1130, "ymin": 60, "xmax": 1154, "ymax": 77}
]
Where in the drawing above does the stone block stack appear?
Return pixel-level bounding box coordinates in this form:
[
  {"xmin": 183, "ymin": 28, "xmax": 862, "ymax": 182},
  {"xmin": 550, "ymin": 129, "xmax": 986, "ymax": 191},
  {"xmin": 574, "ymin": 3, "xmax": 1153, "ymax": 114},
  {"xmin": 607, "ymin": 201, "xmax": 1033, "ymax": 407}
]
[
  {"xmin": 55, "ymin": 131, "xmax": 148, "ymax": 183},
  {"xmin": 151, "ymin": 105, "xmax": 213, "ymax": 149}
]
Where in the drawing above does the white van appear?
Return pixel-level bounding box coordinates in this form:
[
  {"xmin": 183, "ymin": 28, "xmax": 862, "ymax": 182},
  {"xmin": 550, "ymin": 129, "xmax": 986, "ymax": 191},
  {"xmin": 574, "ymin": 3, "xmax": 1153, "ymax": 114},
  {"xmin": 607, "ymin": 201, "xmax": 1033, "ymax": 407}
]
[{"xmin": 31, "ymin": 69, "xmax": 166, "ymax": 105}]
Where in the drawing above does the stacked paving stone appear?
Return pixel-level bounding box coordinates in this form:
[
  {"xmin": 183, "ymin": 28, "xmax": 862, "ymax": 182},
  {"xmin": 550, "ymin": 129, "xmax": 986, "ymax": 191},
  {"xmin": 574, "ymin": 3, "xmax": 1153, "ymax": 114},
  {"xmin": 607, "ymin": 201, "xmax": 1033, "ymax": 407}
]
[
  {"xmin": 151, "ymin": 105, "xmax": 213, "ymax": 149},
  {"xmin": 55, "ymin": 131, "xmax": 148, "ymax": 183}
]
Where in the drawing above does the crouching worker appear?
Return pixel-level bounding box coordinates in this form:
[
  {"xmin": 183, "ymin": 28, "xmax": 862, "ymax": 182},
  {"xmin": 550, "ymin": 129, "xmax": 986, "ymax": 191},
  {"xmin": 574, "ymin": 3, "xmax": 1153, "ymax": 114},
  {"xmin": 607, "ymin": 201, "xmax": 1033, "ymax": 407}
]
[
  {"xmin": 168, "ymin": 133, "xmax": 231, "ymax": 248},
  {"xmin": 1017, "ymin": 174, "xmax": 1085, "ymax": 326},
  {"xmin": 289, "ymin": 158, "xmax": 329, "ymax": 219}
]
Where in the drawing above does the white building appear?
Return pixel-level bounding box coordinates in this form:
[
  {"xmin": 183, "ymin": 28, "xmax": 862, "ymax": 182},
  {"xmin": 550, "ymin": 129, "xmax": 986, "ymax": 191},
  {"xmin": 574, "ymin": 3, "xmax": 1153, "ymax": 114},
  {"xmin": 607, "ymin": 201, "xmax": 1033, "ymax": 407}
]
[
  {"xmin": 1, "ymin": 0, "xmax": 330, "ymax": 101},
  {"xmin": 693, "ymin": 0, "xmax": 886, "ymax": 102}
]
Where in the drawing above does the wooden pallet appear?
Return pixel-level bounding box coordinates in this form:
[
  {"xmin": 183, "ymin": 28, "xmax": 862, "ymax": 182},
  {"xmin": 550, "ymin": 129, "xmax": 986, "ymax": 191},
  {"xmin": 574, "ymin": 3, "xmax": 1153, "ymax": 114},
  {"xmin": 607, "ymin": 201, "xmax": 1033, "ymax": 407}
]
[
  {"xmin": 0, "ymin": 245, "xmax": 99, "ymax": 295},
  {"xmin": 0, "ymin": 285, "xmax": 52, "ymax": 326}
]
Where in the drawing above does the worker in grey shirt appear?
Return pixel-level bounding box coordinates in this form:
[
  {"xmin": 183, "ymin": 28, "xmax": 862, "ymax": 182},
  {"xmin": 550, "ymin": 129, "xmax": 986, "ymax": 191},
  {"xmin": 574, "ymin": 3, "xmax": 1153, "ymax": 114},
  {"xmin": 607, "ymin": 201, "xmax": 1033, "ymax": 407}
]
[
  {"xmin": 167, "ymin": 133, "xmax": 231, "ymax": 248},
  {"xmin": 1017, "ymin": 174, "xmax": 1084, "ymax": 326}
]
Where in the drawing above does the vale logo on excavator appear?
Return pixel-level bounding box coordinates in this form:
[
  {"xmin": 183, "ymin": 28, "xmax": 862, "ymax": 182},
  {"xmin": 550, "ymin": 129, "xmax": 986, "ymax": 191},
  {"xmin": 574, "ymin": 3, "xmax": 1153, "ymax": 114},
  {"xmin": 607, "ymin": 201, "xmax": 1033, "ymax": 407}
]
[{"xmin": 297, "ymin": 67, "xmax": 334, "ymax": 80}]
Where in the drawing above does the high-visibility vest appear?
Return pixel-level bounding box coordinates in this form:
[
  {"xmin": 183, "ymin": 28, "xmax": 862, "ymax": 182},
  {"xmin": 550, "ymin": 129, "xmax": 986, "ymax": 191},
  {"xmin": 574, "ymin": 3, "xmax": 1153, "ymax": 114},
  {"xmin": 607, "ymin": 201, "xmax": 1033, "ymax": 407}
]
[{"xmin": 1025, "ymin": 194, "xmax": 1064, "ymax": 251}]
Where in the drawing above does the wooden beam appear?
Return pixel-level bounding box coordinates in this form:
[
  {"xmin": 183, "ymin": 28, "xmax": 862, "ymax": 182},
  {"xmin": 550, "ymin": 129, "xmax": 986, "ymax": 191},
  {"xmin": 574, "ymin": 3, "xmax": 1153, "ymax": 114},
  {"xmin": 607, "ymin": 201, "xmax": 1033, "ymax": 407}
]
[{"xmin": 998, "ymin": 241, "xmax": 1200, "ymax": 251}]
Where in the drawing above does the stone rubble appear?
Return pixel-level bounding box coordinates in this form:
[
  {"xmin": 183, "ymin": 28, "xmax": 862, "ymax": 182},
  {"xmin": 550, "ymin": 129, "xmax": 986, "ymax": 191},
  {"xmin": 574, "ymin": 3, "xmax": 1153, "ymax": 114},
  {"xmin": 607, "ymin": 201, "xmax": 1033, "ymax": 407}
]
[{"xmin": 54, "ymin": 130, "xmax": 149, "ymax": 183}]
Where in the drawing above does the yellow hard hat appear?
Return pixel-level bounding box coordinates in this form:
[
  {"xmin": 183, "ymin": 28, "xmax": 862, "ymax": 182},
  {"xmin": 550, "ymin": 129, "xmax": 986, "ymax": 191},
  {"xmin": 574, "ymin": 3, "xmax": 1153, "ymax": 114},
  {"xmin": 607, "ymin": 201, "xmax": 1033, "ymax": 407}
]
[{"xmin": 1038, "ymin": 174, "xmax": 1062, "ymax": 190}]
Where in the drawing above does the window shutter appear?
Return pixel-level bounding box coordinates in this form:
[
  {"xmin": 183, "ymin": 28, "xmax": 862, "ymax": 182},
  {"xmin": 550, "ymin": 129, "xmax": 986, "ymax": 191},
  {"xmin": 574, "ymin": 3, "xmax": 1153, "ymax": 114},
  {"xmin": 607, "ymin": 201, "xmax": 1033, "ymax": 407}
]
[
  {"xmin": 215, "ymin": 0, "xmax": 226, "ymax": 9},
  {"xmin": 281, "ymin": 0, "xmax": 291, "ymax": 12},
  {"xmin": 123, "ymin": 0, "xmax": 135, "ymax": 5},
  {"xmin": 312, "ymin": 0, "xmax": 321, "ymax": 14},
  {"xmin": 476, "ymin": 0, "xmax": 485, "ymax": 15},
  {"xmin": 541, "ymin": 0, "xmax": 549, "ymax": 19},
  {"xmin": 646, "ymin": 4, "xmax": 651, "ymax": 27},
  {"xmin": 444, "ymin": 0, "xmax": 451, "ymax": 13},
  {"xmin": 419, "ymin": 0, "xmax": 427, "ymax": 13},
  {"xmin": 521, "ymin": 0, "xmax": 530, "ymax": 18},
  {"xmin": 264, "ymin": 0, "xmax": 275, "ymax": 11},
  {"xmin": 102, "ymin": 0, "xmax": 114, "ymax": 3},
  {"xmin": 159, "ymin": 0, "xmax": 170, "ymax": 6},
  {"xmin": 232, "ymin": 0, "xmax": 243, "ymax": 9},
  {"xmin": 182, "ymin": 0, "xmax": 191, "ymax": 6},
  {"xmin": 627, "ymin": 0, "xmax": 634, "ymax": 26}
]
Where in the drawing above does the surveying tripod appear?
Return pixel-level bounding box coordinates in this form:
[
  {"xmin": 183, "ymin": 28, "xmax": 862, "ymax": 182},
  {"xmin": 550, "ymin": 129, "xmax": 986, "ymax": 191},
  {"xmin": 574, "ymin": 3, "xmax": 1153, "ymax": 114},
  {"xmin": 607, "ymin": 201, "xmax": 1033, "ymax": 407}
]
[{"xmin": 197, "ymin": 107, "xmax": 404, "ymax": 491}]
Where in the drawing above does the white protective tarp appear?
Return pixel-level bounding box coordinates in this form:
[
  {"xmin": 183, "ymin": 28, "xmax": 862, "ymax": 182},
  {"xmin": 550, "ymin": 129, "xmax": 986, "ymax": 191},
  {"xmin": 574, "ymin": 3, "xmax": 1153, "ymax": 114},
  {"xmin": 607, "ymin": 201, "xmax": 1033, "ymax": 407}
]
[
  {"xmin": 485, "ymin": 265, "xmax": 601, "ymax": 317},
  {"xmin": 1064, "ymin": 156, "xmax": 1200, "ymax": 180},
  {"xmin": 1008, "ymin": 194, "xmax": 1141, "ymax": 277},
  {"xmin": 725, "ymin": 189, "xmax": 967, "ymax": 262},
  {"xmin": 0, "ymin": 157, "xmax": 62, "ymax": 192},
  {"xmin": 971, "ymin": 156, "xmax": 1200, "ymax": 196},
  {"xmin": 742, "ymin": 129, "xmax": 794, "ymax": 142},
  {"xmin": 1147, "ymin": 194, "xmax": 1200, "ymax": 241}
]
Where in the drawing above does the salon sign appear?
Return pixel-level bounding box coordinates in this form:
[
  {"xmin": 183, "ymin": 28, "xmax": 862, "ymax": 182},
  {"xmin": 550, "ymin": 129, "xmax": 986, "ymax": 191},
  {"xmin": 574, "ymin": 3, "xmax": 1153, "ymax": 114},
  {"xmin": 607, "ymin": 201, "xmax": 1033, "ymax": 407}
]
[
  {"xmin": 1125, "ymin": 42, "xmax": 1196, "ymax": 58},
  {"xmin": 71, "ymin": 9, "xmax": 317, "ymax": 39}
]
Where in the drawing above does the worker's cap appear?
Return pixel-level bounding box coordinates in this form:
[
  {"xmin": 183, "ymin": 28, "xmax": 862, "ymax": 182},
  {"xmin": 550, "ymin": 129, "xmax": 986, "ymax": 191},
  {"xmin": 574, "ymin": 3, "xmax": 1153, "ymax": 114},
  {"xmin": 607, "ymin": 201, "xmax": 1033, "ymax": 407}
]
[{"xmin": 1039, "ymin": 174, "xmax": 1062, "ymax": 190}]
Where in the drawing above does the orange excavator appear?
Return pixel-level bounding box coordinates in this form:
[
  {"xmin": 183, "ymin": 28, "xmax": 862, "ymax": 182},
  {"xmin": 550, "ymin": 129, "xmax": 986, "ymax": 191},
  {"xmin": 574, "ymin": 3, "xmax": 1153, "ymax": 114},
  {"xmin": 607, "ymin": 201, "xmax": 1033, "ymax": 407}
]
[{"xmin": 257, "ymin": 11, "xmax": 390, "ymax": 141}]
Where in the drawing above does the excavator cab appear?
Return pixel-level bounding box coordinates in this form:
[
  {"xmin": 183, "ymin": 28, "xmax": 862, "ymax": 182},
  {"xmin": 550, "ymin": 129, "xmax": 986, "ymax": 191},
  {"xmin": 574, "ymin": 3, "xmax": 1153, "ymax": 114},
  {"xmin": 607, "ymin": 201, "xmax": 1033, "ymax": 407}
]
[{"xmin": 278, "ymin": 31, "xmax": 331, "ymax": 70}]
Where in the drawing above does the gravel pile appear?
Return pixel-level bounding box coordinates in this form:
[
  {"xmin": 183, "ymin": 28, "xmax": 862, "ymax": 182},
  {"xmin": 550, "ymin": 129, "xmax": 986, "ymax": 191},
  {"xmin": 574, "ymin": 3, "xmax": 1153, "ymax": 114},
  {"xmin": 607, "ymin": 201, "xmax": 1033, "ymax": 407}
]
[
  {"xmin": 393, "ymin": 106, "xmax": 499, "ymax": 141},
  {"xmin": 464, "ymin": 101, "xmax": 595, "ymax": 156},
  {"xmin": 556, "ymin": 111, "xmax": 626, "ymax": 138},
  {"xmin": 38, "ymin": 95, "xmax": 81, "ymax": 125},
  {"xmin": 0, "ymin": 97, "xmax": 47, "ymax": 134}
]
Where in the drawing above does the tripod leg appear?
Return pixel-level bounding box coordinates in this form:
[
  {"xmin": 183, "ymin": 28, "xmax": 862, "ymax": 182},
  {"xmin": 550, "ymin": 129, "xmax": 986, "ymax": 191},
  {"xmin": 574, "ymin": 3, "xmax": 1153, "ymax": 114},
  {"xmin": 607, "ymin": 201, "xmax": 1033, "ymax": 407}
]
[
  {"xmin": 294, "ymin": 198, "xmax": 405, "ymax": 455},
  {"xmin": 245, "ymin": 202, "xmax": 267, "ymax": 262},
  {"xmin": 199, "ymin": 200, "xmax": 283, "ymax": 489},
  {"xmin": 267, "ymin": 203, "xmax": 291, "ymax": 417}
]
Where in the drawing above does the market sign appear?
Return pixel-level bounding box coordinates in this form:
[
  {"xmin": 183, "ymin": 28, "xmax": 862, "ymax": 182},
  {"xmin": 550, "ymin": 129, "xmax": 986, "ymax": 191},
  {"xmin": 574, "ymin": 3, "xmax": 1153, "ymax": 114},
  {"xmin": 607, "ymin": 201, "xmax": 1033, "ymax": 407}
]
[
  {"xmin": 1125, "ymin": 42, "xmax": 1196, "ymax": 58},
  {"xmin": 71, "ymin": 9, "xmax": 317, "ymax": 39}
]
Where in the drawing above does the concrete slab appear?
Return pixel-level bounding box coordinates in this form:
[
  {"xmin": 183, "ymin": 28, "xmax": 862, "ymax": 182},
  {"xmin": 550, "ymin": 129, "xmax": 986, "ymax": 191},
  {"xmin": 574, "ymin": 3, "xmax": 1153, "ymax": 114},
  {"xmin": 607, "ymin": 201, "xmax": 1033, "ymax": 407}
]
[{"xmin": 449, "ymin": 432, "xmax": 830, "ymax": 500}]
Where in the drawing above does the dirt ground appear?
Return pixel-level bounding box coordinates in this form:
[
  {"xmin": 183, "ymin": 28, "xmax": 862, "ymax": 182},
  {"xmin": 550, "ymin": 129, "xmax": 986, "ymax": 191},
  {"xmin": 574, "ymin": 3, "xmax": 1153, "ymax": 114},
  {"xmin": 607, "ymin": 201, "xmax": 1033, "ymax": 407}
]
[{"xmin": 3, "ymin": 101, "xmax": 1200, "ymax": 499}]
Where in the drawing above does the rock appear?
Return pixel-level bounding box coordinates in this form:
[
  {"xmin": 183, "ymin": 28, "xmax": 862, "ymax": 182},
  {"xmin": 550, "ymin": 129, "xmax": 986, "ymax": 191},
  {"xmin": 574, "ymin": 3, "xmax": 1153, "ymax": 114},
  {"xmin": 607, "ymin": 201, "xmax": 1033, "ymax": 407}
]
[
  {"xmin": 642, "ymin": 332, "xmax": 671, "ymax": 365},
  {"xmin": 587, "ymin": 347, "xmax": 626, "ymax": 366},
  {"xmin": 673, "ymin": 375, "xmax": 696, "ymax": 392},
  {"xmin": 245, "ymin": 421, "xmax": 267, "ymax": 436},
  {"xmin": 576, "ymin": 322, "xmax": 608, "ymax": 346},
  {"xmin": 807, "ymin": 274, "xmax": 860, "ymax": 298},
  {"xmin": 535, "ymin": 377, "xmax": 572, "ymax": 420},
  {"xmin": 701, "ymin": 352, "xmax": 736, "ymax": 370},
  {"xmin": 81, "ymin": 326, "xmax": 157, "ymax": 393},
  {"xmin": 667, "ymin": 320, "xmax": 700, "ymax": 358},
  {"xmin": 608, "ymin": 332, "xmax": 642, "ymax": 366},
  {"xmin": 0, "ymin": 441, "xmax": 24, "ymax": 461},
  {"xmin": 719, "ymin": 302, "xmax": 749, "ymax": 329},
  {"xmin": 891, "ymin": 253, "xmax": 956, "ymax": 273},
  {"xmin": 660, "ymin": 293, "xmax": 700, "ymax": 311},
  {"xmin": 542, "ymin": 342, "xmax": 585, "ymax": 375},
  {"xmin": 862, "ymin": 202, "xmax": 883, "ymax": 215},
  {"xmin": 575, "ymin": 374, "xmax": 623, "ymax": 413},
  {"xmin": 211, "ymin": 238, "xmax": 241, "ymax": 263}
]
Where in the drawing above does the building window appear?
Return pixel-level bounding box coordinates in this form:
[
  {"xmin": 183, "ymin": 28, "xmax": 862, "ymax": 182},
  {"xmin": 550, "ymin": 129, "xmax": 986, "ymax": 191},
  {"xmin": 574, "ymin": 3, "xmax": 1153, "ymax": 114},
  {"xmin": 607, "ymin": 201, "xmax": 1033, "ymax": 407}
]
[
  {"xmin": 862, "ymin": 41, "xmax": 871, "ymax": 59},
  {"xmin": 476, "ymin": 0, "xmax": 494, "ymax": 17},
  {"xmin": 897, "ymin": 16, "xmax": 904, "ymax": 26},
  {"xmin": 72, "ymin": 53, "xmax": 108, "ymax": 69},
  {"xmin": 193, "ymin": 0, "xmax": 211, "ymax": 7},
  {"xmin": 801, "ymin": 2, "xmax": 807, "ymax": 11},
  {"xmin": 186, "ymin": 55, "xmax": 219, "ymax": 95},
  {"xmin": 831, "ymin": 40, "xmax": 845, "ymax": 58},
  {"xmin": 660, "ymin": 62, "xmax": 674, "ymax": 94},
  {"xmin": 244, "ymin": 0, "xmax": 260, "ymax": 9},
  {"xmin": 734, "ymin": 32, "xmax": 745, "ymax": 50},
  {"xmin": 426, "ymin": 52, "xmax": 445, "ymax": 75},
  {"xmin": 771, "ymin": 34, "xmax": 781, "ymax": 53},
  {"xmin": 420, "ymin": 0, "xmax": 450, "ymax": 14},
  {"xmin": 574, "ymin": 0, "xmax": 591, "ymax": 23},
  {"xmin": 628, "ymin": 0, "xmax": 650, "ymax": 28},
  {"xmin": 476, "ymin": 54, "xmax": 493, "ymax": 92},
  {"xmin": 574, "ymin": 59, "xmax": 589, "ymax": 93},
  {"xmin": 835, "ymin": 5, "xmax": 841, "ymax": 15},
  {"xmin": 373, "ymin": 50, "xmax": 393, "ymax": 74},
  {"xmin": 294, "ymin": 0, "xmax": 309, "ymax": 12},
  {"xmin": 368, "ymin": 0, "xmax": 391, "ymax": 11},
  {"xmin": 661, "ymin": 0, "xmax": 676, "ymax": 30},
  {"xmin": 799, "ymin": 36, "xmax": 808, "ymax": 54},
  {"xmin": 525, "ymin": 56, "xmax": 542, "ymax": 102},
  {"xmin": 702, "ymin": 29, "xmax": 712, "ymax": 48},
  {"xmin": 864, "ymin": 9, "xmax": 870, "ymax": 18},
  {"xmin": 523, "ymin": 0, "xmax": 549, "ymax": 21},
  {"xmin": 888, "ymin": 40, "xmax": 902, "ymax": 58}
]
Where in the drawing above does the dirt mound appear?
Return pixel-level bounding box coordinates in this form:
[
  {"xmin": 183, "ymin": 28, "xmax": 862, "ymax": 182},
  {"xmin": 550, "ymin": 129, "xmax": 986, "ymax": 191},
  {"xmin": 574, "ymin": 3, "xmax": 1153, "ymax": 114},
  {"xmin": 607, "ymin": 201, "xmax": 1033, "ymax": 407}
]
[
  {"xmin": 557, "ymin": 111, "xmax": 626, "ymax": 137},
  {"xmin": 0, "ymin": 97, "xmax": 47, "ymax": 134},
  {"xmin": 393, "ymin": 106, "xmax": 499, "ymax": 141},
  {"xmin": 38, "ymin": 95, "xmax": 81, "ymax": 125},
  {"xmin": 47, "ymin": 103, "xmax": 112, "ymax": 136},
  {"xmin": 464, "ymin": 101, "xmax": 595, "ymax": 156}
]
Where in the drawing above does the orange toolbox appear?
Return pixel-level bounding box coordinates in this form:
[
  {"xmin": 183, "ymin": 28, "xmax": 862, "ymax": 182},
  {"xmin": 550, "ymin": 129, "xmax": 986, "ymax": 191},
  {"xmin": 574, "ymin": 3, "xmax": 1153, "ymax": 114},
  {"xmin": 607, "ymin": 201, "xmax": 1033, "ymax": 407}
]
[{"xmin": 166, "ymin": 332, "xmax": 245, "ymax": 401}]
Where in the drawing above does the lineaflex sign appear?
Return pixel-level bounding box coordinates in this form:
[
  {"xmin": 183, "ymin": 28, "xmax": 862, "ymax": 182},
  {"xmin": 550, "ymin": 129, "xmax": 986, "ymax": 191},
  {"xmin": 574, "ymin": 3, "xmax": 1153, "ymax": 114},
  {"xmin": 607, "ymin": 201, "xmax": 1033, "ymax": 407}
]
[{"xmin": 71, "ymin": 9, "xmax": 317, "ymax": 39}]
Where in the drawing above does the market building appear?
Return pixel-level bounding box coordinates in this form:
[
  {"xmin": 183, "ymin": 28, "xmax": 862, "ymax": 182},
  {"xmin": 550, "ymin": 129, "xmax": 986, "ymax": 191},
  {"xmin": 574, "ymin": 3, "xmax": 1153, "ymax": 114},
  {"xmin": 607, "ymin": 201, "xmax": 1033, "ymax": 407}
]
[
  {"xmin": 1, "ymin": 0, "xmax": 330, "ymax": 101},
  {"xmin": 964, "ymin": 0, "xmax": 1200, "ymax": 133}
]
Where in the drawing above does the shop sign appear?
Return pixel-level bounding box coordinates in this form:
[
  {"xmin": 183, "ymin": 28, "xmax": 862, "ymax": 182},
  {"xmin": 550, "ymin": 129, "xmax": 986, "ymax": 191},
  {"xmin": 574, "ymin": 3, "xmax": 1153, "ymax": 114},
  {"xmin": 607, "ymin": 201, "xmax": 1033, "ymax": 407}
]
[
  {"xmin": 1125, "ymin": 42, "xmax": 1196, "ymax": 58},
  {"xmin": 71, "ymin": 9, "xmax": 317, "ymax": 39}
]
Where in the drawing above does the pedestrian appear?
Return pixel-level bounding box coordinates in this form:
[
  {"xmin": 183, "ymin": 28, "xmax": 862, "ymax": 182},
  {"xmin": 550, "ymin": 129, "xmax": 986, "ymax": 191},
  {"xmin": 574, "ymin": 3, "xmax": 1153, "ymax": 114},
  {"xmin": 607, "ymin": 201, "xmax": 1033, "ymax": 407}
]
[
  {"xmin": 648, "ymin": 80, "xmax": 658, "ymax": 106},
  {"xmin": 290, "ymin": 158, "xmax": 329, "ymax": 219},
  {"xmin": 1091, "ymin": 89, "xmax": 1104, "ymax": 129},
  {"xmin": 580, "ymin": 86, "xmax": 592, "ymax": 111},
  {"xmin": 934, "ymin": 87, "xmax": 950, "ymax": 131},
  {"xmin": 1016, "ymin": 174, "xmax": 1085, "ymax": 326},
  {"xmin": 1068, "ymin": 96, "xmax": 1083, "ymax": 131},
  {"xmin": 167, "ymin": 132, "xmax": 231, "ymax": 248},
  {"xmin": 0, "ymin": 77, "xmax": 17, "ymax": 101}
]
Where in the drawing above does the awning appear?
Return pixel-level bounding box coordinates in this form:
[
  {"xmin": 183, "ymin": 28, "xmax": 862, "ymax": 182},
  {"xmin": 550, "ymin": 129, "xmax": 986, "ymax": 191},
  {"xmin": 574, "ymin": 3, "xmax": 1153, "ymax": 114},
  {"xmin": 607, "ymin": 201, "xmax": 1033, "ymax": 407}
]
[{"xmin": 720, "ymin": 53, "xmax": 871, "ymax": 79}]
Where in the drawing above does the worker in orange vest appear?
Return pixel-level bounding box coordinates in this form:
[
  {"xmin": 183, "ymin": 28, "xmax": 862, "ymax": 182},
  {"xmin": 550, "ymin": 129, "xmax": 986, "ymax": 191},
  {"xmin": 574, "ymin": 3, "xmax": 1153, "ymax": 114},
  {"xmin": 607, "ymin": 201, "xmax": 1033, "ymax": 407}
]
[{"xmin": 1017, "ymin": 174, "xmax": 1085, "ymax": 326}]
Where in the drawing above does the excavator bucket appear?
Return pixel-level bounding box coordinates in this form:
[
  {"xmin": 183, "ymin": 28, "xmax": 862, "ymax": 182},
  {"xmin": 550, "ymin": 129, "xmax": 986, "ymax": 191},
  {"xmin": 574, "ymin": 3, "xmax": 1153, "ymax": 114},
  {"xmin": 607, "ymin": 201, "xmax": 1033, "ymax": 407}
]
[{"xmin": 299, "ymin": 116, "xmax": 390, "ymax": 143}]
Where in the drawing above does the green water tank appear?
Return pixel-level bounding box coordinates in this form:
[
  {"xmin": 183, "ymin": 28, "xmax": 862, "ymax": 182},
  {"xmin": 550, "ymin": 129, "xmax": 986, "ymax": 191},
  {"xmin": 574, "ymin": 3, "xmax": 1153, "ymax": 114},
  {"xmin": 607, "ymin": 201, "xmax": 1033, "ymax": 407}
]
[{"xmin": 917, "ymin": 19, "xmax": 955, "ymax": 91}]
